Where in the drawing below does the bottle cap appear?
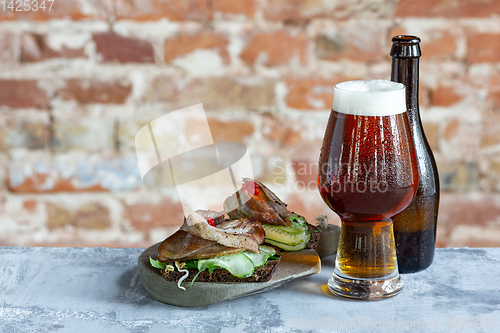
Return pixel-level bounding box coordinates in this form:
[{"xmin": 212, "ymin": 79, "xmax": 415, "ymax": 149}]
[{"xmin": 390, "ymin": 35, "xmax": 421, "ymax": 58}]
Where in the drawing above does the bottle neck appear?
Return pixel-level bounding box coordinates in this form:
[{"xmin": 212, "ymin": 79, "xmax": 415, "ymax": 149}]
[{"xmin": 390, "ymin": 57, "xmax": 420, "ymax": 123}]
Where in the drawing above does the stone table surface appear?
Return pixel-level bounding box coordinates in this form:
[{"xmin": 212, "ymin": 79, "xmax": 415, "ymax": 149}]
[{"xmin": 0, "ymin": 247, "xmax": 499, "ymax": 333}]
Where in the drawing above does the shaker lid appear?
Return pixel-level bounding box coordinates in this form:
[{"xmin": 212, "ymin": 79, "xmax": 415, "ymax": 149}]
[{"xmin": 390, "ymin": 35, "xmax": 421, "ymax": 58}]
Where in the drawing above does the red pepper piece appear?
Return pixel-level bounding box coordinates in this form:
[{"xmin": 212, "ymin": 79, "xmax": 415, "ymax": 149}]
[{"xmin": 242, "ymin": 181, "xmax": 260, "ymax": 196}]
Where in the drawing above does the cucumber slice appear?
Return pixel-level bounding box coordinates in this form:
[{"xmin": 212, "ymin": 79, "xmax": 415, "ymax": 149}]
[
  {"xmin": 262, "ymin": 223, "xmax": 309, "ymax": 246},
  {"xmin": 242, "ymin": 251, "xmax": 268, "ymax": 268},
  {"xmin": 197, "ymin": 252, "xmax": 254, "ymax": 279},
  {"xmin": 264, "ymin": 222, "xmax": 307, "ymax": 235},
  {"xmin": 289, "ymin": 214, "xmax": 307, "ymax": 226},
  {"xmin": 265, "ymin": 238, "xmax": 310, "ymax": 252},
  {"xmin": 259, "ymin": 245, "xmax": 276, "ymax": 256},
  {"xmin": 242, "ymin": 245, "xmax": 277, "ymax": 268}
]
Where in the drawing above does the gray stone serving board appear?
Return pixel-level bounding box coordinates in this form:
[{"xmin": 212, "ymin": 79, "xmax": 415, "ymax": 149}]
[{"xmin": 138, "ymin": 242, "xmax": 321, "ymax": 307}]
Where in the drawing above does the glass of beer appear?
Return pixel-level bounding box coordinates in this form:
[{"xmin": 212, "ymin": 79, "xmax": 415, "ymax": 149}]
[{"xmin": 318, "ymin": 80, "xmax": 418, "ymax": 299}]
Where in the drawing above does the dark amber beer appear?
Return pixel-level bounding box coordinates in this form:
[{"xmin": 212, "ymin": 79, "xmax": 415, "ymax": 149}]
[
  {"xmin": 319, "ymin": 111, "xmax": 418, "ymax": 222},
  {"xmin": 318, "ymin": 80, "xmax": 418, "ymax": 299},
  {"xmin": 390, "ymin": 36, "xmax": 440, "ymax": 273}
]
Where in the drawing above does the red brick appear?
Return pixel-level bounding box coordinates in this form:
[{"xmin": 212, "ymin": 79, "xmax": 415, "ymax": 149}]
[
  {"xmin": 117, "ymin": 118, "xmax": 154, "ymax": 151},
  {"xmin": 291, "ymin": 159, "xmax": 317, "ymax": 185},
  {"xmin": 125, "ymin": 197, "xmax": 184, "ymax": 231},
  {"xmin": 7, "ymin": 157, "xmax": 141, "ymax": 193},
  {"xmin": 419, "ymin": 86, "xmax": 432, "ymax": 109},
  {"xmin": 432, "ymin": 192, "xmax": 500, "ymax": 247},
  {"xmin": 72, "ymin": 203, "xmax": 111, "ymax": 230},
  {"xmin": 487, "ymin": 75, "xmax": 500, "ymax": 111},
  {"xmin": 58, "ymin": 79, "xmax": 131, "ymax": 104},
  {"xmin": 430, "ymin": 85, "xmax": 464, "ymax": 107},
  {"xmin": 437, "ymin": 161, "xmax": 479, "ymax": 190},
  {"xmin": 241, "ymin": 30, "xmax": 307, "ymax": 66},
  {"xmin": 439, "ymin": 193, "xmax": 494, "ymax": 227},
  {"xmin": 443, "ymin": 119, "xmax": 459, "ymax": 141},
  {"xmin": 285, "ymin": 77, "xmax": 351, "ymax": 110},
  {"xmin": 466, "ymin": 33, "xmax": 500, "ymax": 63},
  {"xmin": 164, "ymin": 32, "xmax": 228, "ymax": 63},
  {"xmin": 94, "ymin": 32, "xmax": 155, "ymax": 63},
  {"xmin": 435, "ymin": 237, "xmax": 449, "ymax": 248},
  {"xmin": 151, "ymin": 77, "xmax": 276, "ymax": 111},
  {"xmin": 421, "ymin": 31, "xmax": 458, "ymax": 59},
  {"xmin": 46, "ymin": 202, "xmax": 74, "ymax": 229},
  {"xmin": 206, "ymin": 118, "xmax": 254, "ymax": 142},
  {"xmin": 0, "ymin": 80, "xmax": 49, "ymax": 109},
  {"xmin": 422, "ymin": 122, "xmax": 440, "ymax": 152},
  {"xmin": 46, "ymin": 202, "xmax": 111, "ymax": 230},
  {"xmin": 489, "ymin": 159, "xmax": 500, "ymax": 179},
  {"xmin": 252, "ymin": 156, "xmax": 288, "ymax": 185},
  {"xmin": 114, "ymin": 0, "xmax": 211, "ymax": 21},
  {"xmin": 52, "ymin": 119, "xmax": 115, "ymax": 152},
  {"xmin": 395, "ymin": 0, "xmax": 500, "ymax": 17},
  {"xmin": 181, "ymin": 118, "xmax": 255, "ymax": 150},
  {"xmin": 481, "ymin": 110, "xmax": 500, "ymax": 148},
  {"xmin": 262, "ymin": 116, "xmax": 303, "ymax": 146},
  {"xmin": 8, "ymin": 174, "xmax": 107, "ymax": 193},
  {"xmin": 291, "ymin": 140, "xmax": 324, "ymax": 162},
  {"xmin": 0, "ymin": 0, "xmax": 110, "ymax": 21},
  {"xmin": 0, "ymin": 239, "xmax": 13, "ymax": 246},
  {"xmin": 23, "ymin": 199, "xmax": 38, "ymax": 212},
  {"xmin": 0, "ymin": 115, "xmax": 50, "ymax": 150},
  {"xmin": 264, "ymin": 0, "xmax": 329, "ymax": 21},
  {"xmin": 0, "ymin": 33, "xmax": 18, "ymax": 63},
  {"xmin": 212, "ymin": 0, "xmax": 256, "ymax": 17},
  {"xmin": 21, "ymin": 34, "xmax": 86, "ymax": 62},
  {"xmin": 438, "ymin": 193, "xmax": 500, "ymax": 245},
  {"xmin": 315, "ymin": 28, "xmax": 384, "ymax": 62}
]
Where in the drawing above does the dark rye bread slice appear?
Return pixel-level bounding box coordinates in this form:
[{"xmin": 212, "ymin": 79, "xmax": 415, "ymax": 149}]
[
  {"xmin": 161, "ymin": 257, "xmax": 281, "ymax": 283},
  {"xmin": 306, "ymin": 223, "xmax": 321, "ymax": 249}
]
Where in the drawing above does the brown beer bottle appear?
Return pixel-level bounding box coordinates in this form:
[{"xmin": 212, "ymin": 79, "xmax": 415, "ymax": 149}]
[{"xmin": 390, "ymin": 35, "xmax": 440, "ymax": 273}]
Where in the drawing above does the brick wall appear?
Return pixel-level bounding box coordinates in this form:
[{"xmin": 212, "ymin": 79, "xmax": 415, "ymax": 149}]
[{"xmin": 1, "ymin": 0, "xmax": 500, "ymax": 248}]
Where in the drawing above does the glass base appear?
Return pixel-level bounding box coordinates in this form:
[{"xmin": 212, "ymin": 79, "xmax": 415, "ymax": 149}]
[{"xmin": 327, "ymin": 269, "xmax": 403, "ymax": 300}]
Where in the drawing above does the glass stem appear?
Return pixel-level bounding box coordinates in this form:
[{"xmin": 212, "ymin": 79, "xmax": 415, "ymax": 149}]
[{"xmin": 335, "ymin": 219, "xmax": 399, "ymax": 279}]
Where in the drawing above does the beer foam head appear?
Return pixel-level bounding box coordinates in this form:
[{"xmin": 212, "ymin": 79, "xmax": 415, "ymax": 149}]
[{"xmin": 332, "ymin": 80, "xmax": 406, "ymax": 116}]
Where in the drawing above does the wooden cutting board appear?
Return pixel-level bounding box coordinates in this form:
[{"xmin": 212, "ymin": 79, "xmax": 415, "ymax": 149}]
[{"xmin": 138, "ymin": 242, "xmax": 321, "ymax": 307}]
